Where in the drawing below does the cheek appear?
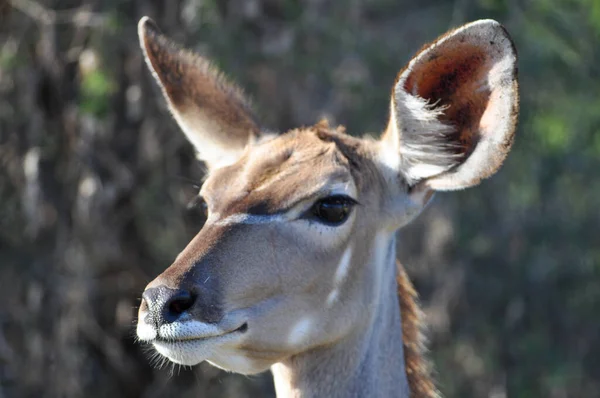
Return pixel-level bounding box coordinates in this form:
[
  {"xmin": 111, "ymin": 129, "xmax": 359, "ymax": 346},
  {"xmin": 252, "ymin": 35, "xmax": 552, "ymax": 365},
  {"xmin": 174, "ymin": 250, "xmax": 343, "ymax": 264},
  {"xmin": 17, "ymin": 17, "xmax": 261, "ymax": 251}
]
[
  {"xmin": 224, "ymin": 218, "xmax": 356, "ymax": 294},
  {"xmin": 239, "ymin": 279, "xmax": 361, "ymax": 355},
  {"xmin": 287, "ymin": 315, "xmax": 317, "ymax": 346},
  {"xmin": 241, "ymin": 302, "xmax": 324, "ymax": 354},
  {"xmin": 223, "ymin": 235, "xmax": 370, "ymax": 356},
  {"xmin": 271, "ymin": 211, "xmax": 357, "ymax": 264},
  {"xmin": 208, "ymin": 350, "xmax": 272, "ymax": 375}
]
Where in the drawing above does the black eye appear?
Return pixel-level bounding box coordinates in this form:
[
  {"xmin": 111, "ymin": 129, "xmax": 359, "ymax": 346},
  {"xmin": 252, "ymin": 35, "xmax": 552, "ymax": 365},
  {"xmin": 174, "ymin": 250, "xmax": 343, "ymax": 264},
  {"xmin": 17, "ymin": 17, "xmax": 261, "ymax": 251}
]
[
  {"xmin": 311, "ymin": 195, "xmax": 357, "ymax": 225},
  {"xmin": 187, "ymin": 195, "xmax": 208, "ymax": 218}
]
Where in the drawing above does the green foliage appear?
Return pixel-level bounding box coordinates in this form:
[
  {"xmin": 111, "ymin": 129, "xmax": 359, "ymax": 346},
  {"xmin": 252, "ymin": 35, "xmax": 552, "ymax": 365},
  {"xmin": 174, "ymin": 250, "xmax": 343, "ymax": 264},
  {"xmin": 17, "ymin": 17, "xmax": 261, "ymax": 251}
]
[
  {"xmin": 2, "ymin": 0, "xmax": 599, "ymax": 397},
  {"xmin": 80, "ymin": 69, "xmax": 115, "ymax": 117}
]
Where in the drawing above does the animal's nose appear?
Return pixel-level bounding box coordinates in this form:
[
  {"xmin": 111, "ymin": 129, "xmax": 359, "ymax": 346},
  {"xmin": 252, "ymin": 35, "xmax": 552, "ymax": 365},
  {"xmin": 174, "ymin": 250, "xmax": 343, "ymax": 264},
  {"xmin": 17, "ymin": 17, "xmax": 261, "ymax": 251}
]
[{"xmin": 141, "ymin": 286, "xmax": 196, "ymax": 325}]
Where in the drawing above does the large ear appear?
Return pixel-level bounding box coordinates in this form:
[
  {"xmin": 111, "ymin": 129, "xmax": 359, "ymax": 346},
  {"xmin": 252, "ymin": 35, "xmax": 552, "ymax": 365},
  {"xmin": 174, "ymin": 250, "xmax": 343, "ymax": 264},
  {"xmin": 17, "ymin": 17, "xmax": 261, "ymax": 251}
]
[
  {"xmin": 380, "ymin": 19, "xmax": 518, "ymax": 191},
  {"xmin": 138, "ymin": 17, "xmax": 261, "ymax": 168}
]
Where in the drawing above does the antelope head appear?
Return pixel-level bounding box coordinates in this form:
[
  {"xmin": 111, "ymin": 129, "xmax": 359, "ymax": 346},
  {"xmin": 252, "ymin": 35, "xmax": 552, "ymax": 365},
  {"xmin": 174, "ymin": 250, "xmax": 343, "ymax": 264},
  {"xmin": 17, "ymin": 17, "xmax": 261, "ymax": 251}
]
[{"xmin": 135, "ymin": 16, "xmax": 518, "ymax": 386}]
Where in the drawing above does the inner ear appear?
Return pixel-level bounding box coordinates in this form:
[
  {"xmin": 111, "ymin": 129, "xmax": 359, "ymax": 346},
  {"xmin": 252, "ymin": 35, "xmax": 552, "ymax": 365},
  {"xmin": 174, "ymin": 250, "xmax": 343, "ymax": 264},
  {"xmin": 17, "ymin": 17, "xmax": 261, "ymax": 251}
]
[
  {"xmin": 387, "ymin": 20, "xmax": 519, "ymax": 191},
  {"xmin": 403, "ymin": 44, "xmax": 491, "ymax": 159}
]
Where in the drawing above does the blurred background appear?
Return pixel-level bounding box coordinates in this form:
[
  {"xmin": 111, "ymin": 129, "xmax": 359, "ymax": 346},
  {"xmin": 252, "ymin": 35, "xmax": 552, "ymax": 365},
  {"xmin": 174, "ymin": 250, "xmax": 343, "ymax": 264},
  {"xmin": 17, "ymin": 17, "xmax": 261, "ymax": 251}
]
[{"xmin": 0, "ymin": 0, "xmax": 598, "ymax": 397}]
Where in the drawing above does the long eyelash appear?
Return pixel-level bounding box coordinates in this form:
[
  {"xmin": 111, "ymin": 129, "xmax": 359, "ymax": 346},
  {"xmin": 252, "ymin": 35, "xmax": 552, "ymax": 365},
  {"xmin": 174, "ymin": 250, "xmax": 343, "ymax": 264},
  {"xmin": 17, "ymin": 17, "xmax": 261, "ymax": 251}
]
[{"xmin": 323, "ymin": 194, "xmax": 361, "ymax": 206}]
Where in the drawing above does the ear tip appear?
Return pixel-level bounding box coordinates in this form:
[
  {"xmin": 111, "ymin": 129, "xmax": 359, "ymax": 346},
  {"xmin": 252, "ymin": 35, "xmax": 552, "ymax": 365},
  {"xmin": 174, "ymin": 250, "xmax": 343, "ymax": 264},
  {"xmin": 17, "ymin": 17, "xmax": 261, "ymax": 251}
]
[
  {"xmin": 470, "ymin": 18, "xmax": 501, "ymax": 26},
  {"xmin": 138, "ymin": 16, "xmax": 161, "ymax": 45},
  {"xmin": 463, "ymin": 19, "xmax": 514, "ymax": 42},
  {"xmin": 462, "ymin": 19, "xmax": 503, "ymax": 31},
  {"xmin": 454, "ymin": 19, "xmax": 517, "ymax": 62},
  {"xmin": 138, "ymin": 16, "xmax": 158, "ymax": 32}
]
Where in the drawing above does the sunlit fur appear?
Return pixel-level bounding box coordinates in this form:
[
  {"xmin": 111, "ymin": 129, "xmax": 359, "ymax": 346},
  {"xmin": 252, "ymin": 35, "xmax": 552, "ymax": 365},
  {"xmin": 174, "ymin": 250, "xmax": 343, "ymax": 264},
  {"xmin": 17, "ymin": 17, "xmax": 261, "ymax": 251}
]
[{"xmin": 136, "ymin": 17, "xmax": 518, "ymax": 398}]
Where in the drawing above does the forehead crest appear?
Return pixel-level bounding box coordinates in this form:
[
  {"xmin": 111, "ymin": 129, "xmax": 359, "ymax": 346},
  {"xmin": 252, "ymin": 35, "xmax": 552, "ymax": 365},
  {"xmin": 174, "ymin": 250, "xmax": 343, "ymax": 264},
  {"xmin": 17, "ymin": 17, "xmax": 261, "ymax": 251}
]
[{"xmin": 201, "ymin": 124, "xmax": 372, "ymax": 216}]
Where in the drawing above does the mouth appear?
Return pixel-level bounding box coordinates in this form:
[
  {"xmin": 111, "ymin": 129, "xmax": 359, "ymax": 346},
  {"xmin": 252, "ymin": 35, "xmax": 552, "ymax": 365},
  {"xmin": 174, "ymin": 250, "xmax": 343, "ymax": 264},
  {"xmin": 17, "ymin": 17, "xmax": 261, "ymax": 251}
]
[
  {"xmin": 142, "ymin": 321, "xmax": 249, "ymax": 366},
  {"xmin": 151, "ymin": 322, "xmax": 248, "ymax": 344},
  {"xmin": 146, "ymin": 322, "xmax": 248, "ymax": 366}
]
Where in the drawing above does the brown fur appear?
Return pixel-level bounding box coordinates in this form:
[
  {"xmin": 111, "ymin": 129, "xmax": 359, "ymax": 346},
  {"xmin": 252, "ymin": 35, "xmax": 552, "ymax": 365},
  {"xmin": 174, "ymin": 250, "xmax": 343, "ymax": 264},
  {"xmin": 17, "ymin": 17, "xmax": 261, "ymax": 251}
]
[
  {"xmin": 136, "ymin": 17, "xmax": 519, "ymax": 397},
  {"xmin": 397, "ymin": 262, "xmax": 439, "ymax": 398},
  {"xmin": 139, "ymin": 18, "xmax": 260, "ymax": 156}
]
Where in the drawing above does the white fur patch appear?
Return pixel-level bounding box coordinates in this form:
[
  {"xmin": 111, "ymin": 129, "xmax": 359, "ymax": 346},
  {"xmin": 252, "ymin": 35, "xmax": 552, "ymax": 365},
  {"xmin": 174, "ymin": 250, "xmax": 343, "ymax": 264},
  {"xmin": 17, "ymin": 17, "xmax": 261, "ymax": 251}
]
[
  {"xmin": 158, "ymin": 320, "xmax": 227, "ymax": 341},
  {"xmin": 136, "ymin": 318, "xmax": 158, "ymax": 341},
  {"xmin": 378, "ymin": 140, "xmax": 401, "ymax": 173},
  {"xmin": 372, "ymin": 231, "xmax": 395, "ymax": 304},
  {"xmin": 334, "ymin": 245, "xmax": 353, "ymax": 285},
  {"xmin": 214, "ymin": 213, "xmax": 287, "ymax": 226},
  {"xmin": 392, "ymin": 95, "xmax": 456, "ymax": 183},
  {"xmin": 288, "ymin": 316, "xmax": 314, "ymax": 345},
  {"xmin": 407, "ymin": 163, "xmax": 451, "ymax": 180},
  {"xmin": 208, "ymin": 350, "xmax": 255, "ymax": 374},
  {"xmin": 377, "ymin": 105, "xmax": 402, "ymax": 173},
  {"xmin": 378, "ymin": 97, "xmax": 456, "ymax": 186},
  {"xmin": 326, "ymin": 289, "xmax": 339, "ymax": 307},
  {"xmin": 153, "ymin": 338, "xmax": 215, "ymax": 366},
  {"xmin": 325, "ymin": 245, "xmax": 354, "ymax": 306}
]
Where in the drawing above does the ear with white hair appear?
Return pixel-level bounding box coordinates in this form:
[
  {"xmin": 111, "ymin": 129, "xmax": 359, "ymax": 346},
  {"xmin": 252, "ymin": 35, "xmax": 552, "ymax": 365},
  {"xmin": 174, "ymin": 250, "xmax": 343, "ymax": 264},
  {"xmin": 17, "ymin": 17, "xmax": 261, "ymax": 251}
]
[
  {"xmin": 380, "ymin": 19, "xmax": 519, "ymax": 191},
  {"xmin": 138, "ymin": 17, "xmax": 262, "ymax": 169}
]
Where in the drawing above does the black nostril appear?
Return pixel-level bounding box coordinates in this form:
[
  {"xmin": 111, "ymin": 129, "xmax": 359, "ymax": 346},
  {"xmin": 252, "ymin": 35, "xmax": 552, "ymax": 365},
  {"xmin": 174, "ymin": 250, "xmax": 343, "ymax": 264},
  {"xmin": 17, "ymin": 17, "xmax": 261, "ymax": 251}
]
[
  {"xmin": 163, "ymin": 290, "xmax": 196, "ymax": 323},
  {"xmin": 142, "ymin": 286, "xmax": 201, "ymax": 326}
]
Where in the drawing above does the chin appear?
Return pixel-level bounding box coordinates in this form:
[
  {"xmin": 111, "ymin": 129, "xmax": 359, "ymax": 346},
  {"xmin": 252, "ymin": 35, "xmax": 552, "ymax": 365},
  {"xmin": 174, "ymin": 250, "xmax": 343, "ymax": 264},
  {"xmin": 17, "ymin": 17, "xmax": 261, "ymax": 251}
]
[
  {"xmin": 152, "ymin": 339, "xmax": 215, "ymax": 366},
  {"xmin": 152, "ymin": 339, "xmax": 272, "ymax": 375},
  {"xmin": 208, "ymin": 351, "xmax": 273, "ymax": 375}
]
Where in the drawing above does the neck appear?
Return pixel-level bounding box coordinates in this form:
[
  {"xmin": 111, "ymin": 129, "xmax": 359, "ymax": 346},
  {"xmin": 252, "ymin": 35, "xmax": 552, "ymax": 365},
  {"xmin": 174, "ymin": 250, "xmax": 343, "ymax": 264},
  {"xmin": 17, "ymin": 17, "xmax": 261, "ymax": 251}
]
[{"xmin": 271, "ymin": 233, "xmax": 409, "ymax": 398}]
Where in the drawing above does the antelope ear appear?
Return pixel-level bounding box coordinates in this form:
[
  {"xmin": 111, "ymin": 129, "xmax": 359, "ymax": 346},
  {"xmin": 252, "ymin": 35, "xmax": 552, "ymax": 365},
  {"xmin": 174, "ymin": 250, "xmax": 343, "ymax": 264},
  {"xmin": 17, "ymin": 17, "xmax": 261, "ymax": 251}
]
[
  {"xmin": 138, "ymin": 17, "xmax": 261, "ymax": 169},
  {"xmin": 380, "ymin": 19, "xmax": 519, "ymax": 191}
]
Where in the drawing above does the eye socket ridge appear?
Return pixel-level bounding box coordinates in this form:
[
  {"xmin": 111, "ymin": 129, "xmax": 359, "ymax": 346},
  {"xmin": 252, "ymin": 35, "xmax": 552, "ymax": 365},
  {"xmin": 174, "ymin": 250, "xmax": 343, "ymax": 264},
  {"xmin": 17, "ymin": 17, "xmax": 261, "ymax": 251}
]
[{"xmin": 307, "ymin": 195, "xmax": 359, "ymax": 226}]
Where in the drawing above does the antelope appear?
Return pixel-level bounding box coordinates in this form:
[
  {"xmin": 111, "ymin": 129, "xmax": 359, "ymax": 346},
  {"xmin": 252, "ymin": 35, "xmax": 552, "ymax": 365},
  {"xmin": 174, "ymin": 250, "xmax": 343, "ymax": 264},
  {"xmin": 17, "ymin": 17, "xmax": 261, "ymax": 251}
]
[{"xmin": 136, "ymin": 16, "xmax": 518, "ymax": 398}]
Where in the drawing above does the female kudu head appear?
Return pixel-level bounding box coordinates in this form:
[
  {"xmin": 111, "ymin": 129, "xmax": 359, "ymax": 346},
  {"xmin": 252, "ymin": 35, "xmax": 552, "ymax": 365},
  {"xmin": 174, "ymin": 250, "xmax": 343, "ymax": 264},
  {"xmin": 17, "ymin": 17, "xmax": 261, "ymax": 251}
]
[{"xmin": 135, "ymin": 16, "xmax": 517, "ymax": 391}]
